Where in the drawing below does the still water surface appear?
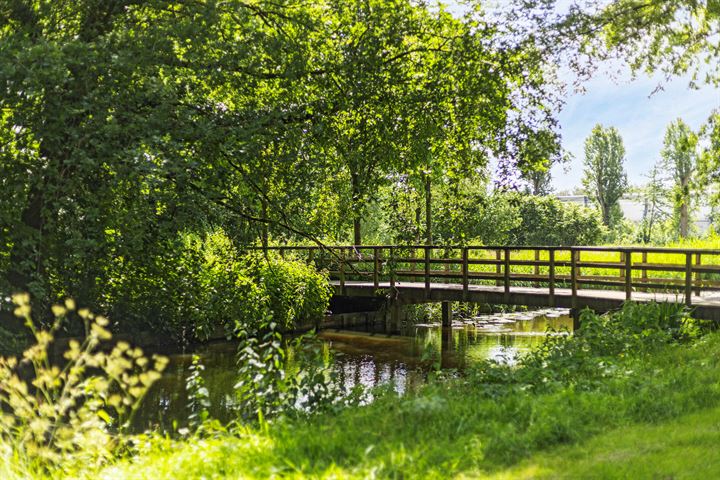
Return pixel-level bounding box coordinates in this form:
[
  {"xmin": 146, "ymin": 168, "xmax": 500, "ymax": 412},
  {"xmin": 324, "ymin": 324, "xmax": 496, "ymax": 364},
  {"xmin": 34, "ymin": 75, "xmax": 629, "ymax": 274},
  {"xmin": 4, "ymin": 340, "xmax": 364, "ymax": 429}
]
[{"xmin": 134, "ymin": 309, "xmax": 572, "ymax": 432}]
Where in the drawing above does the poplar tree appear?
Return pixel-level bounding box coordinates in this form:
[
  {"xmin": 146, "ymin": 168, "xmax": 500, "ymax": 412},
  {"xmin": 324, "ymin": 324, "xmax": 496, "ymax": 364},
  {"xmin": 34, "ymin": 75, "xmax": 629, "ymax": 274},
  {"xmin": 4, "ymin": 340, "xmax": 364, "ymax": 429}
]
[
  {"xmin": 581, "ymin": 125, "xmax": 628, "ymax": 227},
  {"xmin": 662, "ymin": 119, "xmax": 699, "ymax": 238}
]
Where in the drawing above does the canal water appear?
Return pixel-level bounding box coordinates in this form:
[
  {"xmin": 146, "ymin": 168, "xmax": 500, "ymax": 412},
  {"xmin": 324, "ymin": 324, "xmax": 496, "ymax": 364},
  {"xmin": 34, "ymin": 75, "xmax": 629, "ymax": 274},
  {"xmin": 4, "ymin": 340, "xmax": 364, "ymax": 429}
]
[{"xmin": 133, "ymin": 308, "xmax": 572, "ymax": 432}]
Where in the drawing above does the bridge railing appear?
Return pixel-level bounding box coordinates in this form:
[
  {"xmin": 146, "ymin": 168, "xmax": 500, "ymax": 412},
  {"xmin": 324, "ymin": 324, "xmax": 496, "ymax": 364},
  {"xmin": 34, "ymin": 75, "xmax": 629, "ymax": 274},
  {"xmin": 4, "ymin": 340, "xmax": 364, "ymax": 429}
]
[{"xmin": 250, "ymin": 245, "xmax": 720, "ymax": 307}]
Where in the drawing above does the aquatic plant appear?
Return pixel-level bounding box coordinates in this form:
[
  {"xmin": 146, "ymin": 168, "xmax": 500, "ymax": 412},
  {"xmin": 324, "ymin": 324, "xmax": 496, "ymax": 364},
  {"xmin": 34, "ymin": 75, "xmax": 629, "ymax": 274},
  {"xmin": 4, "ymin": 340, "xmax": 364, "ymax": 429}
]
[
  {"xmin": 234, "ymin": 321, "xmax": 357, "ymax": 422},
  {"xmin": 186, "ymin": 355, "xmax": 211, "ymax": 430}
]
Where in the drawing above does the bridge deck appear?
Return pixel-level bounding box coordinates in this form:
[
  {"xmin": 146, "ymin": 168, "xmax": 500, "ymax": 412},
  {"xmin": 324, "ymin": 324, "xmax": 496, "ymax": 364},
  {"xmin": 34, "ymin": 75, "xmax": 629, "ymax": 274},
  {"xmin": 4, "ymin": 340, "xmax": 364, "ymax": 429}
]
[{"xmin": 332, "ymin": 280, "xmax": 720, "ymax": 322}]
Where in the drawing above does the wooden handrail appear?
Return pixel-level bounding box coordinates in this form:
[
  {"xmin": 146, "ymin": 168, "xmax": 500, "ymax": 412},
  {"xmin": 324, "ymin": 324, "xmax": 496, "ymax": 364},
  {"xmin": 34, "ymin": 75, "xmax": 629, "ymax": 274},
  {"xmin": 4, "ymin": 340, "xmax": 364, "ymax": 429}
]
[
  {"xmin": 246, "ymin": 245, "xmax": 720, "ymax": 255},
  {"xmin": 260, "ymin": 244, "xmax": 720, "ymax": 307}
]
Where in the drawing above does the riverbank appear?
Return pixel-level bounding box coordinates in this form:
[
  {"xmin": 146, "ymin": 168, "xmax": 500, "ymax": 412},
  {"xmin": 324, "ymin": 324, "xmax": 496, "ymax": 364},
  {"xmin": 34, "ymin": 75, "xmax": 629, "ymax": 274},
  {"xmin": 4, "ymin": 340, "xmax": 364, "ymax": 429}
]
[{"xmin": 44, "ymin": 304, "xmax": 719, "ymax": 479}]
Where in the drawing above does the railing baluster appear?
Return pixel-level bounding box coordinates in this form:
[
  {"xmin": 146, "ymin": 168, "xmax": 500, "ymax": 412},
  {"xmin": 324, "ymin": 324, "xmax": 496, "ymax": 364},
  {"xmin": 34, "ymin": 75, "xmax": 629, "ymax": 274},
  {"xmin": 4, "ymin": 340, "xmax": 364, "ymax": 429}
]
[
  {"xmin": 462, "ymin": 247, "xmax": 469, "ymax": 300},
  {"xmin": 685, "ymin": 252, "xmax": 693, "ymax": 306},
  {"xmin": 641, "ymin": 251, "xmax": 648, "ymax": 291},
  {"xmin": 533, "ymin": 249, "xmax": 540, "ymax": 287},
  {"xmin": 339, "ymin": 248, "xmax": 346, "ymax": 295},
  {"xmin": 695, "ymin": 253, "xmax": 702, "ymax": 296},
  {"xmin": 424, "ymin": 246, "xmax": 431, "ymax": 299},
  {"xmin": 548, "ymin": 248, "xmax": 555, "ymax": 307},
  {"xmin": 625, "ymin": 250, "xmax": 632, "ymax": 301},
  {"xmin": 390, "ymin": 247, "xmax": 396, "ymax": 290},
  {"xmin": 571, "ymin": 248, "xmax": 578, "ymax": 311},
  {"xmin": 373, "ymin": 247, "xmax": 379, "ymax": 289},
  {"xmin": 496, "ymin": 249, "xmax": 502, "ymax": 286},
  {"xmin": 503, "ymin": 247, "xmax": 511, "ymax": 298}
]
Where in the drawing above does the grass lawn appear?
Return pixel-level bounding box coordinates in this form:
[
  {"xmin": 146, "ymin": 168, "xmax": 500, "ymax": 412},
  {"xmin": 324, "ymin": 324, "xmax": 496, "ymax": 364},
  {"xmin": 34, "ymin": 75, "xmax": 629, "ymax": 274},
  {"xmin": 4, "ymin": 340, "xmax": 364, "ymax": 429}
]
[{"xmin": 491, "ymin": 405, "xmax": 720, "ymax": 479}]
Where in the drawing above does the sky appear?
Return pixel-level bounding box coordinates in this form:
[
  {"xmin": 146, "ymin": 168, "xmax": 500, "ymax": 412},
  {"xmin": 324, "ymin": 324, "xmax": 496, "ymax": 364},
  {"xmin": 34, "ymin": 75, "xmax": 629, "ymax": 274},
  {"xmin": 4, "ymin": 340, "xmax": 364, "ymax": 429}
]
[
  {"xmin": 444, "ymin": 0, "xmax": 720, "ymax": 192},
  {"xmin": 552, "ymin": 69, "xmax": 720, "ymax": 192}
]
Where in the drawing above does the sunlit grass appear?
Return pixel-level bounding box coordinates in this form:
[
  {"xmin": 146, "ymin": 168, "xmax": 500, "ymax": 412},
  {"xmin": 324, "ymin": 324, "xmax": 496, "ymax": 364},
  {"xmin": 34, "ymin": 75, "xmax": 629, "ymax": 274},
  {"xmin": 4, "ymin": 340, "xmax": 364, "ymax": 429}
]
[
  {"xmin": 490, "ymin": 405, "xmax": 720, "ymax": 479},
  {"xmin": 84, "ymin": 327, "xmax": 720, "ymax": 479}
]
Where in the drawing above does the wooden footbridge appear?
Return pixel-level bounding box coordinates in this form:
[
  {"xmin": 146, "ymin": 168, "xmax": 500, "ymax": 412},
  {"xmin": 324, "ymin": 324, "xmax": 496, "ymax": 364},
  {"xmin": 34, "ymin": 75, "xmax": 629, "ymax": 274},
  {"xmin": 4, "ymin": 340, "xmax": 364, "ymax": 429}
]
[{"xmin": 261, "ymin": 245, "xmax": 720, "ymax": 325}]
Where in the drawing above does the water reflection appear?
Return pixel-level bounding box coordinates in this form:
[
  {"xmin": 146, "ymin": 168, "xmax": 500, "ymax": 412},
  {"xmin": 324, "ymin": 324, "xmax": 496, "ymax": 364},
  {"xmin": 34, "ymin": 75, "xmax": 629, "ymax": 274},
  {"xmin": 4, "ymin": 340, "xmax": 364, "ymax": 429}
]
[{"xmin": 133, "ymin": 308, "xmax": 572, "ymax": 432}]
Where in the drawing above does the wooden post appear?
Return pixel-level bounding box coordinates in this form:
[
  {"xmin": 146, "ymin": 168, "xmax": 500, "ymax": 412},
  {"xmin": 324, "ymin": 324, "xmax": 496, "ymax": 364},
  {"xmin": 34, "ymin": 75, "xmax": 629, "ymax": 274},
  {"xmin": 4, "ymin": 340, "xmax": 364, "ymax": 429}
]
[
  {"xmin": 685, "ymin": 252, "xmax": 693, "ymax": 307},
  {"xmin": 641, "ymin": 251, "xmax": 648, "ymax": 290},
  {"xmin": 462, "ymin": 247, "xmax": 469, "ymax": 300},
  {"xmin": 442, "ymin": 301, "xmax": 451, "ymax": 327},
  {"xmin": 619, "ymin": 251, "xmax": 625, "ymax": 281},
  {"xmin": 424, "ymin": 246, "xmax": 431, "ymax": 299},
  {"xmin": 339, "ymin": 248, "xmax": 346, "ymax": 296},
  {"xmin": 548, "ymin": 249, "xmax": 555, "ymax": 307},
  {"xmin": 695, "ymin": 253, "xmax": 702, "ymax": 296},
  {"xmin": 503, "ymin": 247, "xmax": 511, "ymax": 300},
  {"xmin": 495, "ymin": 249, "xmax": 502, "ymax": 287},
  {"xmin": 389, "ymin": 247, "xmax": 396, "ymax": 290},
  {"xmin": 533, "ymin": 249, "xmax": 540, "ymax": 287},
  {"xmin": 373, "ymin": 247, "xmax": 380, "ymax": 289},
  {"xmin": 390, "ymin": 302, "xmax": 399, "ymax": 333},
  {"xmin": 576, "ymin": 249, "xmax": 582, "ymax": 283},
  {"xmin": 624, "ymin": 250, "xmax": 632, "ymax": 301},
  {"xmin": 571, "ymin": 248, "xmax": 578, "ymax": 310}
]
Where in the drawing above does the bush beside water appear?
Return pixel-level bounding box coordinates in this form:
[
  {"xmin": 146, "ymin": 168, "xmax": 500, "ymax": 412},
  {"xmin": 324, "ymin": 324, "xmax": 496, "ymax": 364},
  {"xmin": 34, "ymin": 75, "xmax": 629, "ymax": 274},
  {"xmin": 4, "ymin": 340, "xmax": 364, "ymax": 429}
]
[{"xmin": 105, "ymin": 230, "xmax": 332, "ymax": 342}]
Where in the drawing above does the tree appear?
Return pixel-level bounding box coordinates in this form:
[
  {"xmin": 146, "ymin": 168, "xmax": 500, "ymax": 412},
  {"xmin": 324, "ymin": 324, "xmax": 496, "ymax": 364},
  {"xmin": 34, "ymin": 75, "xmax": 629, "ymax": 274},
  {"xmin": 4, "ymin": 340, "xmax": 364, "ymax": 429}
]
[
  {"xmin": 506, "ymin": 1, "xmax": 720, "ymax": 87},
  {"xmin": 662, "ymin": 119, "xmax": 699, "ymax": 238},
  {"xmin": 518, "ymin": 129, "xmax": 568, "ymax": 195},
  {"xmin": 639, "ymin": 163, "xmax": 669, "ymax": 244},
  {"xmin": 581, "ymin": 125, "xmax": 628, "ymax": 227},
  {"xmin": 700, "ymin": 111, "xmax": 720, "ymax": 225},
  {"xmin": 0, "ymin": 0, "xmax": 564, "ymax": 327}
]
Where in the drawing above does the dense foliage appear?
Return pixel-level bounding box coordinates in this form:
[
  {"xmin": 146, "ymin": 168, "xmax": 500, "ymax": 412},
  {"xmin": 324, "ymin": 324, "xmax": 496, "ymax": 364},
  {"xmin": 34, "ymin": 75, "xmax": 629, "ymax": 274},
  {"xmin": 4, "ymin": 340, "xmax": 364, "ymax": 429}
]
[
  {"xmin": 0, "ymin": 0, "xmax": 563, "ymax": 325},
  {"xmin": 52, "ymin": 228, "xmax": 328, "ymax": 341},
  {"xmin": 432, "ymin": 190, "xmax": 604, "ymax": 245}
]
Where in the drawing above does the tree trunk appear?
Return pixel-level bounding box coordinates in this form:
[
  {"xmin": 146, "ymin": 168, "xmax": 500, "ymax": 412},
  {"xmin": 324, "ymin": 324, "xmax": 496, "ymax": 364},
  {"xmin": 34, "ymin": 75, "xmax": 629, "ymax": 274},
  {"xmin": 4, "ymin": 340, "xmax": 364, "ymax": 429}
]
[
  {"xmin": 353, "ymin": 217, "xmax": 362, "ymax": 246},
  {"xmin": 425, "ymin": 174, "xmax": 432, "ymax": 245},
  {"xmin": 601, "ymin": 202, "xmax": 611, "ymax": 227},
  {"xmin": 351, "ymin": 171, "xmax": 362, "ymax": 245},
  {"xmin": 261, "ymin": 197, "xmax": 269, "ymax": 251},
  {"xmin": 7, "ymin": 185, "xmax": 44, "ymax": 292},
  {"xmin": 680, "ymin": 202, "xmax": 689, "ymax": 238}
]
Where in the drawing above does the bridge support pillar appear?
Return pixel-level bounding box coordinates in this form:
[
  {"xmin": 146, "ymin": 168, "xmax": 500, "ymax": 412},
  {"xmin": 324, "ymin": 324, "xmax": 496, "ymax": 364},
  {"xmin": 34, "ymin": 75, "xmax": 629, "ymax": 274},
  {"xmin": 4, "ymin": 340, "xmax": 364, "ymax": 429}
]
[
  {"xmin": 385, "ymin": 301, "xmax": 400, "ymax": 334},
  {"xmin": 570, "ymin": 308, "xmax": 581, "ymax": 331},
  {"xmin": 442, "ymin": 301, "xmax": 452, "ymax": 327}
]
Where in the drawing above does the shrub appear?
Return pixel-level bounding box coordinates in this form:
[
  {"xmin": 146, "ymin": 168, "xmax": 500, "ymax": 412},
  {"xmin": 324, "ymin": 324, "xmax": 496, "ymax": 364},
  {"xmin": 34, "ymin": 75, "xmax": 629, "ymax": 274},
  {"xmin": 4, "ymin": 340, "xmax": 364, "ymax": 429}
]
[
  {"xmin": 234, "ymin": 322, "xmax": 353, "ymax": 422},
  {"xmin": 106, "ymin": 230, "xmax": 331, "ymax": 342},
  {"xmin": 469, "ymin": 301, "xmax": 703, "ymax": 395},
  {"xmin": 0, "ymin": 294, "xmax": 166, "ymax": 476},
  {"xmin": 241, "ymin": 251, "xmax": 332, "ymax": 330},
  {"xmin": 508, "ymin": 194, "xmax": 605, "ymax": 245},
  {"xmin": 435, "ymin": 192, "xmax": 604, "ymax": 246}
]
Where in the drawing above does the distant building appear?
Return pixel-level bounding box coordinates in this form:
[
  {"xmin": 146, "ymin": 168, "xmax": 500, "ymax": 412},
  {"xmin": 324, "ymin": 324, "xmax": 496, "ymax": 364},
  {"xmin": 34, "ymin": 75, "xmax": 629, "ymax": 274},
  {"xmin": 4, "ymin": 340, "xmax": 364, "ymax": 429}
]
[{"xmin": 557, "ymin": 195, "xmax": 712, "ymax": 232}]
